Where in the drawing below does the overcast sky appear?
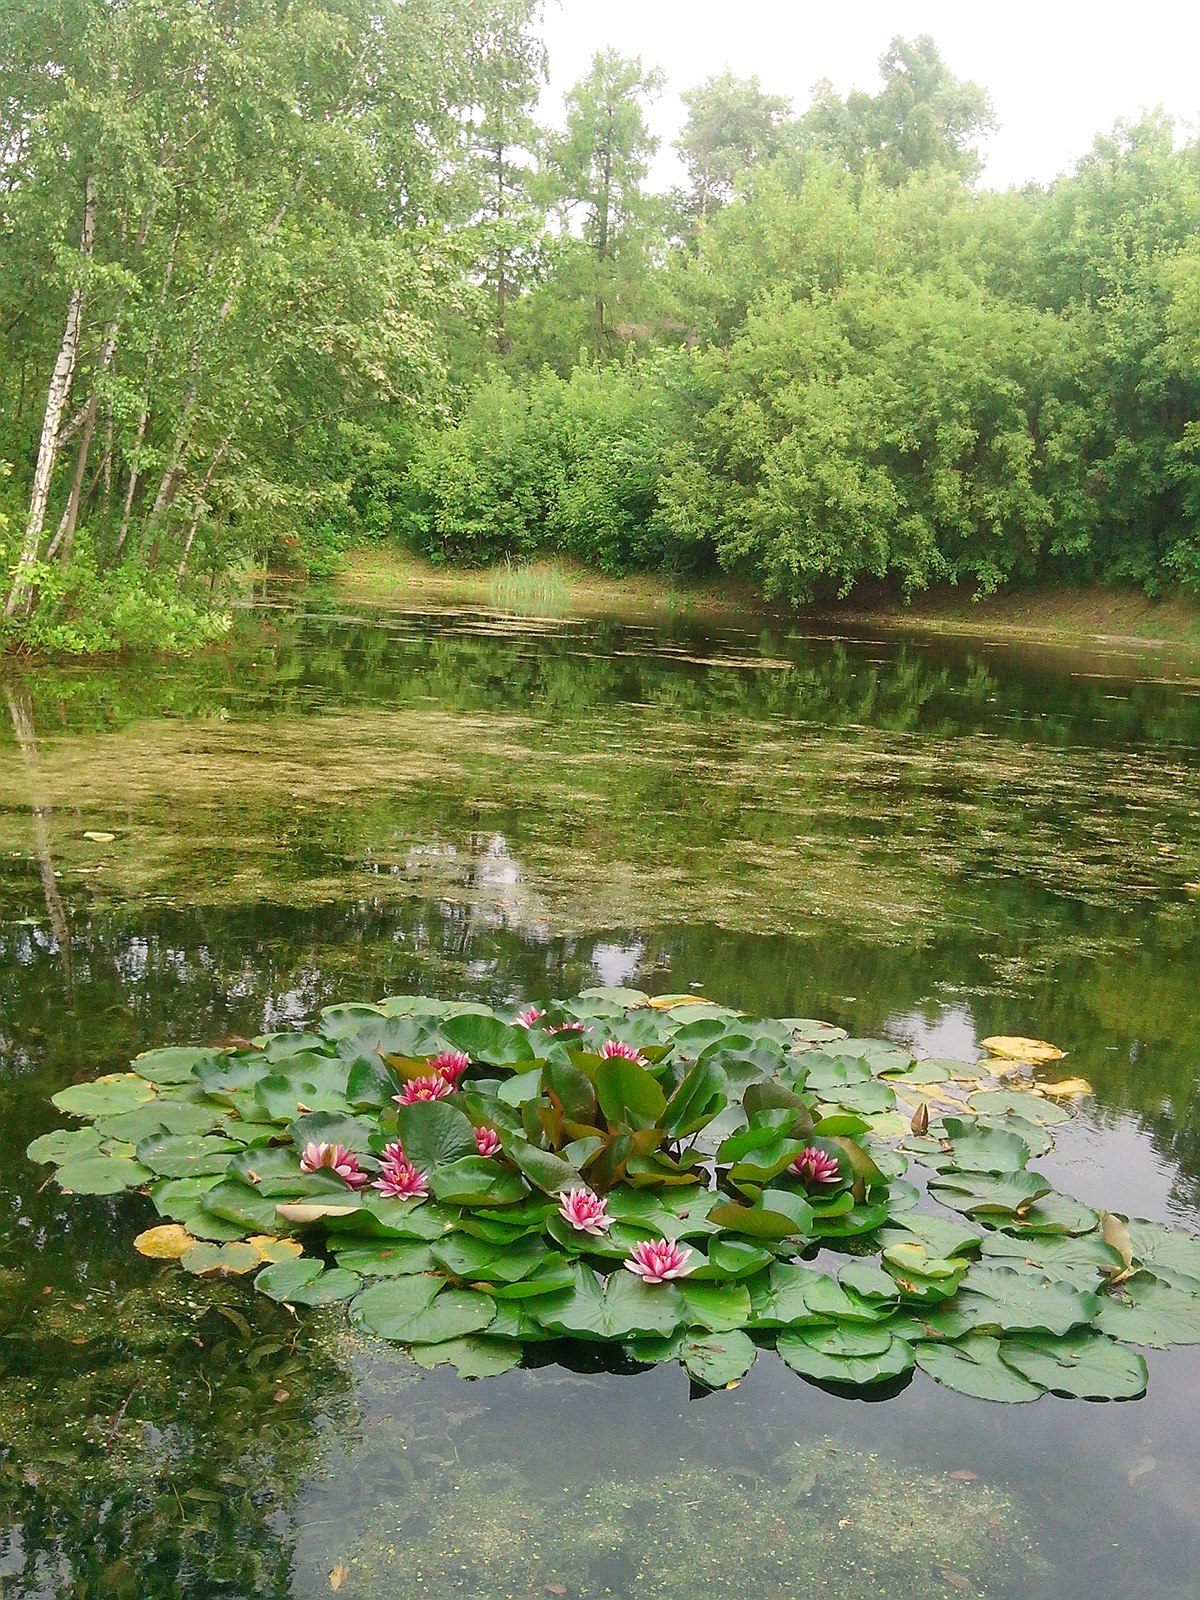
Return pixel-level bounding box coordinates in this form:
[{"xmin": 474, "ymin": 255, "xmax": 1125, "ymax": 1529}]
[{"xmin": 539, "ymin": 0, "xmax": 1200, "ymax": 192}]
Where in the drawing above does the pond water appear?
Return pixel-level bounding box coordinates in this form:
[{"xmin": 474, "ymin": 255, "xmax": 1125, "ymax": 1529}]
[{"xmin": 2, "ymin": 596, "xmax": 1200, "ymax": 1599}]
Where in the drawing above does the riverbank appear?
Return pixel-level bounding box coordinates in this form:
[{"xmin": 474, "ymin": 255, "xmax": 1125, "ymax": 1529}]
[{"xmin": 333, "ymin": 549, "xmax": 1200, "ymax": 655}]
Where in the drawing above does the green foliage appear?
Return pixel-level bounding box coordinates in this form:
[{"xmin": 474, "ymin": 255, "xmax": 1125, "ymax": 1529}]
[
  {"xmin": 404, "ymin": 360, "xmax": 690, "ymax": 571},
  {"xmin": 29, "ymin": 989, "xmax": 1200, "ymax": 1399}
]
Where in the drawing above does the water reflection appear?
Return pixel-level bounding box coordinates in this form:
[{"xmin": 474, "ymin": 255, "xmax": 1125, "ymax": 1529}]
[{"xmin": 2, "ymin": 603, "xmax": 1200, "ymax": 1597}]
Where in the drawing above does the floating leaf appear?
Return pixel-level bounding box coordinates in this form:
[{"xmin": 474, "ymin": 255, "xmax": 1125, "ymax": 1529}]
[
  {"xmin": 134, "ymin": 1224, "xmax": 194, "ymax": 1260},
  {"xmin": 56, "ymin": 1155, "xmax": 152, "ymax": 1194},
  {"xmin": 967, "ymin": 1089, "xmax": 1069, "ymax": 1127},
  {"xmin": 999, "ymin": 1332, "xmax": 1147, "ymax": 1399},
  {"xmin": 680, "ymin": 1329, "xmax": 757, "ymax": 1388},
  {"xmin": 533, "ymin": 1265, "xmax": 684, "ymax": 1341},
  {"xmin": 52, "ymin": 1074, "xmax": 155, "ymax": 1118},
  {"xmin": 25, "ymin": 1126, "xmax": 103, "ymax": 1165},
  {"xmin": 410, "ymin": 1337, "xmax": 522, "ymax": 1378},
  {"xmin": 1037, "ymin": 1077, "xmax": 1092, "ymax": 1098},
  {"xmin": 777, "ymin": 1328, "xmax": 914, "ymax": 1388},
  {"xmin": 181, "ymin": 1241, "xmax": 261, "ymax": 1276},
  {"xmin": 953, "ymin": 1266, "xmax": 1100, "ymax": 1335},
  {"xmin": 981, "ymin": 1036, "xmax": 1065, "ymax": 1063},
  {"xmin": 915, "ymin": 1336, "xmax": 1044, "ymax": 1403},
  {"xmin": 1094, "ymin": 1274, "xmax": 1200, "ymax": 1347},
  {"xmin": 353, "ymin": 1277, "xmax": 496, "ymax": 1344}
]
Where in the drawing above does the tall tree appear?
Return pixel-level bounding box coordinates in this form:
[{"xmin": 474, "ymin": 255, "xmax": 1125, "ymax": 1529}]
[
  {"xmin": 675, "ymin": 72, "xmax": 791, "ymax": 221},
  {"xmin": 541, "ymin": 49, "xmax": 664, "ymax": 353},
  {"xmin": 800, "ymin": 35, "xmax": 996, "ymax": 187}
]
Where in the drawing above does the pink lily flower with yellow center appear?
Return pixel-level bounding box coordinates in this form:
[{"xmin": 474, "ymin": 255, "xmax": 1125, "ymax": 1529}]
[
  {"xmin": 474, "ymin": 1126, "xmax": 503, "ymax": 1158},
  {"xmin": 431, "ymin": 1049, "xmax": 470, "ymax": 1086},
  {"xmin": 557, "ymin": 1187, "xmax": 613, "ymax": 1235},
  {"xmin": 789, "ymin": 1146, "xmax": 841, "ymax": 1187},
  {"xmin": 624, "ymin": 1238, "xmax": 694, "ymax": 1283},
  {"xmin": 516, "ymin": 1005, "xmax": 546, "ymax": 1028},
  {"xmin": 599, "ymin": 1039, "xmax": 648, "ymax": 1066},
  {"xmin": 299, "ymin": 1142, "xmax": 370, "ymax": 1190},
  {"xmin": 373, "ymin": 1158, "xmax": 429, "ymax": 1200},
  {"xmin": 395, "ymin": 1074, "xmax": 455, "ymax": 1105}
]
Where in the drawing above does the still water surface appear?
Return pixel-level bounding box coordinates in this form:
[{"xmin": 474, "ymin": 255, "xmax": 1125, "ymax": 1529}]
[{"xmin": 2, "ymin": 598, "xmax": 1199, "ymax": 1598}]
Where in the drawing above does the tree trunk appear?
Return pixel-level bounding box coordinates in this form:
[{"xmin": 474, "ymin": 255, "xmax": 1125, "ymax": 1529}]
[
  {"xmin": 4, "ymin": 175, "xmax": 96, "ymax": 618},
  {"xmin": 175, "ymin": 409, "xmax": 243, "ymax": 580},
  {"xmin": 43, "ymin": 319, "xmax": 117, "ymax": 565}
]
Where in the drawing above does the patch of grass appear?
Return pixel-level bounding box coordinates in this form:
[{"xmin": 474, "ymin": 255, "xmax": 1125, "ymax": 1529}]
[{"xmin": 487, "ymin": 559, "xmax": 571, "ymax": 616}]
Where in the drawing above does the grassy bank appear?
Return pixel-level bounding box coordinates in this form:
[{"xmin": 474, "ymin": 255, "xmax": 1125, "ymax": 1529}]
[{"xmin": 333, "ymin": 549, "xmax": 1200, "ymax": 654}]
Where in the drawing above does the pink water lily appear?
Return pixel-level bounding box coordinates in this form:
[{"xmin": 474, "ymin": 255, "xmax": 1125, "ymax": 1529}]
[
  {"xmin": 557, "ymin": 1187, "xmax": 613, "ymax": 1235},
  {"xmin": 789, "ymin": 1146, "xmax": 841, "ymax": 1186},
  {"xmin": 432, "ymin": 1049, "xmax": 470, "ymax": 1086},
  {"xmin": 380, "ymin": 1139, "xmax": 407, "ymax": 1166},
  {"xmin": 546, "ymin": 1020, "xmax": 586, "ymax": 1036},
  {"xmin": 474, "ymin": 1125, "xmax": 503, "ymax": 1158},
  {"xmin": 516, "ymin": 1005, "xmax": 546, "ymax": 1028},
  {"xmin": 599, "ymin": 1039, "xmax": 648, "ymax": 1066},
  {"xmin": 373, "ymin": 1157, "xmax": 429, "ymax": 1200},
  {"xmin": 624, "ymin": 1238, "xmax": 694, "ymax": 1283},
  {"xmin": 395, "ymin": 1074, "xmax": 455, "ymax": 1105},
  {"xmin": 299, "ymin": 1142, "xmax": 370, "ymax": 1190}
]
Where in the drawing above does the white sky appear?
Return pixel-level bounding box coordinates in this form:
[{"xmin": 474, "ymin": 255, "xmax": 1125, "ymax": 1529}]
[{"xmin": 539, "ymin": 0, "xmax": 1200, "ymax": 191}]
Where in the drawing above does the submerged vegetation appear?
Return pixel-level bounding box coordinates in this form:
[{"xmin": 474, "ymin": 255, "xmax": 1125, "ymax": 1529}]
[
  {"xmin": 349, "ymin": 1451, "xmax": 1047, "ymax": 1600},
  {"xmin": 2, "ymin": 6, "xmax": 1200, "ymax": 651},
  {"xmin": 28, "ymin": 989, "xmax": 1200, "ymax": 1401}
]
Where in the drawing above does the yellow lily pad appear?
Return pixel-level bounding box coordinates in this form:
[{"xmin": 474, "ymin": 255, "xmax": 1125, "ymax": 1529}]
[
  {"xmin": 134, "ymin": 1223, "xmax": 194, "ymax": 1260},
  {"xmin": 981, "ymin": 1035, "xmax": 1066, "ymax": 1064},
  {"xmin": 82, "ymin": 830, "xmax": 116, "ymax": 843},
  {"xmin": 248, "ymin": 1235, "xmax": 305, "ymax": 1263},
  {"xmin": 646, "ymin": 994, "xmax": 716, "ymax": 1009},
  {"xmin": 1038, "ymin": 1077, "xmax": 1093, "ymax": 1098}
]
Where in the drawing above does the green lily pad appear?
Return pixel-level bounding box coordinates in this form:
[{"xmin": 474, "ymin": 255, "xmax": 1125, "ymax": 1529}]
[
  {"xmin": 410, "ymin": 1337, "xmax": 523, "ymax": 1378},
  {"xmin": 26, "ymin": 1126, "xmax": 103, "ymax": 1165},
  {"xmin": 680, "ymin": 1329, "xmax": 757, "ymax": 1388},
  {"xmin": 52, "ymin": 1074, "xmax": 155, "ymax": 1118},
  {"xmin": 55, "ymin": 1155, "xmax": 152, "ymax": 1194},
  {"xmin": 999, "ymin": 1332, "xmax": 1148, "ymax": 1399},
  {"xmin": 353, "ymin": 1277, "xmax": 496, "ymax": 1344},
  {"xmin": 135, "ymin": 1132, "xmax": 242, "ymax": 1179},
  {"xmin": 953, "ymin": 1265, "xmax": 1101, "ymax": 1335},
  {"xmin": 915, "ymin": 1336, "xmax": 1044, "ymax": 1403},
  {"xmin": 1094, "ymin": 1273, "xmax": 1200, "ymax": 1348},
  {"xmin": 777, "ymin": 1329, "xmax": 914, "ymax": 1388},
  {"xmin": 967, "ymin": 1089, "xmax": 1069, "ymax": 1126},
  {"xmin": 533, "ymin": 1265, "xmax": 685, "ymax": 1341}
]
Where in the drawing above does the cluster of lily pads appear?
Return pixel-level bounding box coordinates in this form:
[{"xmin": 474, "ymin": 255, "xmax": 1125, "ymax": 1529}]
[{"xmin": 28, "ymin": 988, "xmax": 1200, "ymax": 1399}]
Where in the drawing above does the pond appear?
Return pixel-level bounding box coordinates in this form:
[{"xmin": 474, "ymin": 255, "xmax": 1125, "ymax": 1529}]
[{"xmin": 2, "ymin": 594, "xmax": 1200, "ymax": 1599}]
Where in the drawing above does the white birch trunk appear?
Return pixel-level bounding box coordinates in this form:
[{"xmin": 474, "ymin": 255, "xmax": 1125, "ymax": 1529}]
[{"xmin": 4, "ymin": 176, "xmax": 96, "ymax": 618}]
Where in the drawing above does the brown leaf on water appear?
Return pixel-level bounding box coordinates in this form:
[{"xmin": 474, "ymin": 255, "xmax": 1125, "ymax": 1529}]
[
  {"xmin": 329, "ymin": 1564, "xmax": 350, "ymax": 1591},
  {"xmin": 949, "ymin": 1469, "xmax": 978, "ymax": 1481},
  {"xmin": 938, "ymin": 1573, "xmax": 976, "ymax": 1595},
  {"xmin": 544, "ymin": 1585, "xmax": 567, "ymax": 1596}
]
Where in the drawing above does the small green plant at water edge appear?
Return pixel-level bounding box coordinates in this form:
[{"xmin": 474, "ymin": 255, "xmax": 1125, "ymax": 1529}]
[{"xmin": 28, "ymin": 990, "xmax": 1200, "ymax": 1399}]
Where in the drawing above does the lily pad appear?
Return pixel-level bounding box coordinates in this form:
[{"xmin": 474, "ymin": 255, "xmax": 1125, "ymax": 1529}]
[
  {"xmin": 915, "ymin": 1336, "xmax": 1044, "ymax": 1403},
  {"xmin": 777, "ymin": 1328, "xmax": 914, "ymax": 1388},
  {"xmin": 52, "ymin": 1074, "xmax": 155, "ymax": 1118},
  {"xmin": 680, "ymin": 1329, "xmax": 757, "ymax": 1389},
  {"xmin": 999, "ymin": 1332, "xmax": 1148, "ymax": 1399},
  {"xmin": 56, "ymin": 1155, "xmax": 152, "ymax": 1194}
]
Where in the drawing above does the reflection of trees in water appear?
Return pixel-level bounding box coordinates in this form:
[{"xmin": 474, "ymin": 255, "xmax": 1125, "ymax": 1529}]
[
  {"xmin": 0, "ymin": 1266, "xmax": 356, "ymax": 1597},
  {"xmin": 2, "ymin": 677, "xmax": 72, "ymax": 994},
  {"xmin": 9, "ymin": 609, "xmax": 1200, "ymax": 750}
]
